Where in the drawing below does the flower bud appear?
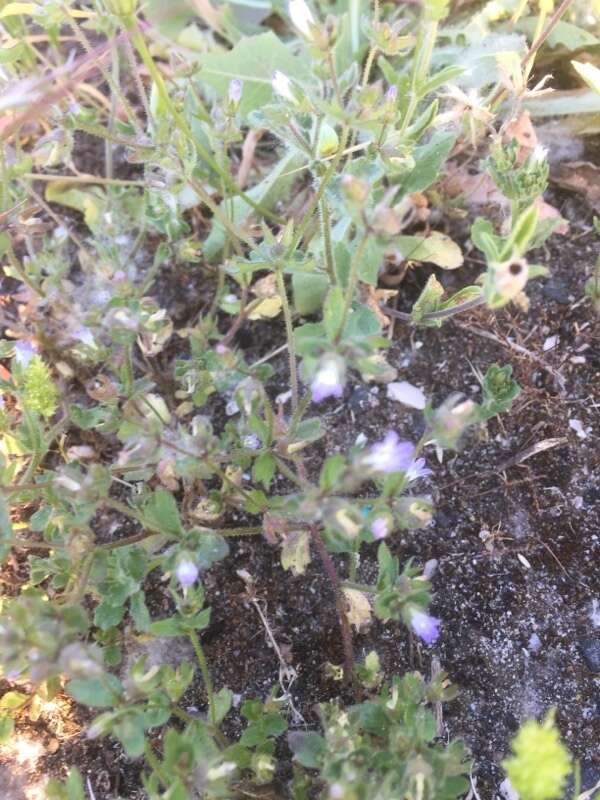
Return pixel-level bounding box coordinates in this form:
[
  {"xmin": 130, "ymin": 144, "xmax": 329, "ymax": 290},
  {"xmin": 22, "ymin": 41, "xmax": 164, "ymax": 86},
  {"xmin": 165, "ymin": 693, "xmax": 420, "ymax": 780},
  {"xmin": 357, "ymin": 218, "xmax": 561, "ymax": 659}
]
[
  {"xmin": 317, "ymin": 122, "xmax": 339, "ymax": 157},
  {"xmin": 228, "ymin": 79, "xmax": 243, "ymax": 105},
  {"xmin": 341, "ymin": 175, "xmax": 370, "ymax": 205},
  {"xmin": 288, "ymin": 0, "xmax": 316, "ymax": 38}
]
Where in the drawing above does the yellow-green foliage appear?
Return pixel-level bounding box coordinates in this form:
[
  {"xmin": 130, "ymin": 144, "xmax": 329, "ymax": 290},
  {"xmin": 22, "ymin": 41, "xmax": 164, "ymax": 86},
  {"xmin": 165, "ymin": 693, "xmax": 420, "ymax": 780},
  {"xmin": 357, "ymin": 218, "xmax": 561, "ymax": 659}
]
[
  {"xmin": 23, "ymin": 356, "xmax": 59, "ymax": 418},
  {"xmin": 503, "ymin": 713, "xmax": 571, "ymax": 800}
]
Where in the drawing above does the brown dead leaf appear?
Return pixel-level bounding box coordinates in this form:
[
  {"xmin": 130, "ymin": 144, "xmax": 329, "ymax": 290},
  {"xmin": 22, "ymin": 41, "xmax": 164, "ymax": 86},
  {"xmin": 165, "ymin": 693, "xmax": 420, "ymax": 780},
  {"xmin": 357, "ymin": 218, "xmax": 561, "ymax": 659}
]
[
  {"xmin": 504, "ymin": 111, "xmax": 538, "ymax": 155},
  {"xmin": 361, "ymin": 285, "xmax": 397, "ymax": 328},
  {"xmin": 534, "ymin": 196, "xmax": 569, "ymax": 235},
  {"xmin": 550, "ymin": 161, "xmax": 600, "ymax": 212}
]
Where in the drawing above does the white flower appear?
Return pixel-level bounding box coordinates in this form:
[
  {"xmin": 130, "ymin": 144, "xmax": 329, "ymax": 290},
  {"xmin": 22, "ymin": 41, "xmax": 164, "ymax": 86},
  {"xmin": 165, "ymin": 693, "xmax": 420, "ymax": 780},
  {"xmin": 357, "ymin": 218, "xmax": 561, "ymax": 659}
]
[
  {"xmin": 272, "ymin": 71, "xmax": 296, "ymax": 103},
  {"xmin": 529, "ymin": 144, "xmax": 548, "ymax": 165},
  {"xmin": 386, "ymin": 381, "xmax": 426, "ymax": 409},
  {"xmin": 288, "ymin": 0, "xmax": 315, "ymax": 37},
  {"xmin": 311, "ymin": 356, "xmax": 345, "ymax": 402}
]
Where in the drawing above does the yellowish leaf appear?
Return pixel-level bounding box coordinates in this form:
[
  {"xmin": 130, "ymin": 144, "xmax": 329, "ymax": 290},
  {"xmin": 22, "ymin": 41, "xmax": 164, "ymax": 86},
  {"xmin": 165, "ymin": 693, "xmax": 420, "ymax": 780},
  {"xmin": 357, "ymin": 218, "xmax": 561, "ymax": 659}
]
[
  {"xmin": 342, "ymin": 588, "xmax": 372, "ymax": 630},
  {"xmin": 247, "ymin": 296, "xmax": 282, "ymax": 320}
]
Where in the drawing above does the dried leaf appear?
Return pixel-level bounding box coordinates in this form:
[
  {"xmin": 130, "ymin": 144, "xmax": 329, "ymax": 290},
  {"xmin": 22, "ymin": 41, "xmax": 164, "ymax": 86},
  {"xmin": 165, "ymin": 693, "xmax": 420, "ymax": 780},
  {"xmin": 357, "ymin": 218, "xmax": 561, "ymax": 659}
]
[
  {"xmin": 342, "ymin": 588, "xmax": 372, "ymax": 630},
  {"xmin": 280, "ymin": 530, "xmax": 311, "ymax": 576}
]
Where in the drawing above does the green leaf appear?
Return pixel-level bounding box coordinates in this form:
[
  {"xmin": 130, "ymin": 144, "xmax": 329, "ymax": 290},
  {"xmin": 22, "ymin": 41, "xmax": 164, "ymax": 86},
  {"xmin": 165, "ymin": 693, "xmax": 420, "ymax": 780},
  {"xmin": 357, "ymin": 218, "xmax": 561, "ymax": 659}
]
[
  {"xmin": 323, "ymin": 286, "xmax": 345, "ymax": 341},
  {"xmin": 358, "ymin": 238, "xmax": 386, "ymax": 285},
  {"xmin": 143, "ymin": 488, "xmax": 183, "ymax": 537},
  {"xmin": 525, "ymin": 88, "xmax": 600, "ymax": 117},
  {"xmin": 0, "ymin": 691, "xmax": 28, "ymax": 711},
  {"xmin": 45, "ymin": 182, "xmax": 105, "ymax": 229},
  {"xmin": 411, "ymin": 275, "xmax": 444, "ymax": 325},
  {"xmin": 396, "ymin": 232, "xmax": 463, "ymax": 269},
  {"xmin": 210, "ymin": 687, "xmax": 233, "ymax": 726},
  {"xmin": 320, "ymin": 455, "xmax": 347, "ymax": 491},
  {"xmin": 504, "ymin": 204, "xmax": 538, "ymax": 256},
  {"xmin": 46, "ymin": 768, "xmax": 86, "ymax": 800},
  {"xmin": 293, "ymin": 273, "xmax": 329, "ymax": 315},
  {"xmin": 130, "ymin": 591, "xmax": 151, "ymax": 633},
  {"xmin": 572, "ymin": 59, "xmax": 600, "ymax": 97},
  {"xmin": 184, "ymin": 607, "xmax": 212, "ymax": 632},
  {"xmin": 67, "ymin": 675, "xmax": 122, "ymax": 708},
  {"xmin": 517, "ymin": 18, "xmax": 599, "ymax": 50},
  {"xmin": 195, "ymin": 32, "xmax": 311, "ymax": 118},
  {"xmin": 402, "ymin": 131, "xmax": 456, "ymax": 193},
  {"xmin": 193, "ymin": 530, "xmax": 230, "ymax": 570},
  {"xmin": 252, "ymin": 453, "xmax": 276, "ymax": 490},
  {"xmin": 0, "ymin": 715, "xmax": 14, "ymax": 744},
  {"xmin": 114, "ymin": 714, "xmax": 146, "ymax": 758},
  {"xmin": 0, "ymin": 493, "xmax": 13, "ymax": 563},
  {"xmin": 94, "ymin": 601, "xmax": 126, "ymax": 631},
  {"xmin": 288, "ymin": 731, "xmax": 327, "ymax": 768},
  {"xmin": 149, "ymin": 616, "xmax": 185, "ymax": 637}
]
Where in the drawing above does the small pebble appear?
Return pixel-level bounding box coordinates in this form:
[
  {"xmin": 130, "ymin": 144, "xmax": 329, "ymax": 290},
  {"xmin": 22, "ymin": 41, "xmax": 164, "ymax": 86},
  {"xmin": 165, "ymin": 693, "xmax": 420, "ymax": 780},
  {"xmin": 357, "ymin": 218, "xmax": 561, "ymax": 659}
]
[{"xmin": 580, "ymin": 638, "xmax": 600, "ymax": 673}]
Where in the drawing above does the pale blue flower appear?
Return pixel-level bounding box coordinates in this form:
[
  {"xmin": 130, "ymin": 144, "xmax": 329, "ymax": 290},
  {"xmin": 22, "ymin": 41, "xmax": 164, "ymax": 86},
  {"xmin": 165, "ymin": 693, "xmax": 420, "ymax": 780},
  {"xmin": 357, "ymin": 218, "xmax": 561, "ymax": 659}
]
[
  {"xmin": 409, "ymin": 609, "xmax": 441, "ymax": 644},
  {"xmin": 176, "ymin": 559, "xmax": 199, "ymax": 588},
  {"xmin": 364, "ymin": 432, "xmax": 414, "ymax": 474}
]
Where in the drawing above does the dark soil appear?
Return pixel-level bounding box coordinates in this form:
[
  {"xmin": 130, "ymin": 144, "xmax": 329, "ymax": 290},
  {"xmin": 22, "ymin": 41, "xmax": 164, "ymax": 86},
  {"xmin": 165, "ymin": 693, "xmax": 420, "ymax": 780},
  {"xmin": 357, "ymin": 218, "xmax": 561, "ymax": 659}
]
[{"xmin": 2, "ymin": 176, "xmax": 600, "ymax": 799}]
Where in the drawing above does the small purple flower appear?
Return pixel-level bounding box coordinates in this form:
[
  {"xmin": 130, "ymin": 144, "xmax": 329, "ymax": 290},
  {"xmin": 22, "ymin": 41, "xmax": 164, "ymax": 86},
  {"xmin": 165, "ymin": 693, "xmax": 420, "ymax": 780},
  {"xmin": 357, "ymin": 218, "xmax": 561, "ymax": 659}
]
[
  {"xmin": 14, "ymin": 340, "xmax": 37, "ymax": 368},
  {"xmin": 229, "ymin": 79, "xmax": 243, "ymax": 104},
  {"xmin": 364, "ymin": 432, "xmax": 414, "ymax": 474},
  {"xmin": 72, "ymin": 326, "xmax": 96, "ymax": 347},
  {"xmin": 371, "ymin": 516, "xmax": 390, "ymax": 540},
  {"xmin": 405, "ymin": 457, "xmax": 432, "ymax": 483},
  {"xmin": 176, "ymin": 559, "xmax": 199, "ymax": 588},
  {"xmin": 386, "ymin": 85, "xmax": 398, "ymax": 103},
  {"xmin": 409, "ymin": 608, "xmax": 441, "ymax": 644},
  {"xmin": 310, "ymin": 358, "xmax": 345, "ymax": 403}
]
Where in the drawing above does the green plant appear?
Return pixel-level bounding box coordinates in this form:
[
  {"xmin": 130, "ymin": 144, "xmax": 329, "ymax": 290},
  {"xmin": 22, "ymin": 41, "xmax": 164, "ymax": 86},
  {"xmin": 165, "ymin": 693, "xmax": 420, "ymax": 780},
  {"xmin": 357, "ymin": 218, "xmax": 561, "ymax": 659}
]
[{"xmin": 0, "ymin": 0, "xmax": 576, "ymax": 793}]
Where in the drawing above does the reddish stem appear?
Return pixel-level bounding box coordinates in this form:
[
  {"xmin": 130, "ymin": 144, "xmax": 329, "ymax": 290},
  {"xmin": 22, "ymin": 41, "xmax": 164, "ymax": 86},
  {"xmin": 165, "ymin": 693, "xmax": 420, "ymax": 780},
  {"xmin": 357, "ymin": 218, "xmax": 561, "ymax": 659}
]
[{"xmin": 310, "ymin": 524, "xmax": 356, "ymax": 687}]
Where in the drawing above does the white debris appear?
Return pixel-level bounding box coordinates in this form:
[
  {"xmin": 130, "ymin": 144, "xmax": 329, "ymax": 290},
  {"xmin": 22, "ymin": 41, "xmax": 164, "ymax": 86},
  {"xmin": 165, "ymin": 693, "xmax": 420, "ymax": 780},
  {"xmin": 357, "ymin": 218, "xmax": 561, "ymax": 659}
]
[
  {"xmin": 543, "ymin": 334, "xmax": 559, "ymax": 351},
  {"xmin": 569, "ymin": 418, "xmax": 588, "ymax": 439},
  {"xmin": 591, "ymin": 599, "xmax": 600, "ymax": 628},
  {"xmin": 517, "ymin": 553, "xmax": 532, "ymax": 569},
  {"xmin": 499, "ymin": 778, "xmax": 520, "ymax": 800},
  {"xmin": 528, "ymin": 633, "xmax": 542, "ymax": 653},
  {"xmin": 386, "ymin": 381, "xmax": 427, "ymax": 409}
]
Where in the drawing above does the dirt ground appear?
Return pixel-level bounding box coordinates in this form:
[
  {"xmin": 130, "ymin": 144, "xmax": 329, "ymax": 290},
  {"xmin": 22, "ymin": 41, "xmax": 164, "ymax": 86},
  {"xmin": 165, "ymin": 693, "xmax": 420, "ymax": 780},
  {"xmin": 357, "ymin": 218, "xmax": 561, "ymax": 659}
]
[{"xmin": 1, "ymin": 168, "xmax": 600, "ymax": 799}]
